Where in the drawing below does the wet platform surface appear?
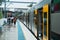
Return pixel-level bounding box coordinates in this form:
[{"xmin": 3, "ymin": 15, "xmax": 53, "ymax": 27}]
[
  {"xmin": 0, "ymin": 19, "xmax": 37, "ymax": 40},
  {"xmin": 0, "ymin": 24, "xmax": 18, "ymax": 40}
]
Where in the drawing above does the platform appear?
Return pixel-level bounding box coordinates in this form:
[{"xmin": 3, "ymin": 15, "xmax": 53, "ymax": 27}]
[{"xmin": 0, "ymin": 19, "xmax": 37, "ymax": 40}]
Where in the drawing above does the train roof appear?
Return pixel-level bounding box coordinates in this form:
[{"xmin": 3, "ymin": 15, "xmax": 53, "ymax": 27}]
[{"xmin": 28, "ymin": 0, "xmax": 51, "ymax": 12}]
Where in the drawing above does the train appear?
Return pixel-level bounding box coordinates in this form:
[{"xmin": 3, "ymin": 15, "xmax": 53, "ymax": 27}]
[{"xmin": 19, "ymin": 0, "xmax": 60, "ymax": 40}]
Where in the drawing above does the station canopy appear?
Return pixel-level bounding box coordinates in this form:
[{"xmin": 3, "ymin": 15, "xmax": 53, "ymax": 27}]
[{"xmin": 0, "ymin": 0, "xmax": 43, "ymax": 11}]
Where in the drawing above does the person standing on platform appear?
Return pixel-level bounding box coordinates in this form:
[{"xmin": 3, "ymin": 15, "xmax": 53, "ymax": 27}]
[{"xmin": 13, "ymin": 17, "xmax": 17, "ymax": 27}]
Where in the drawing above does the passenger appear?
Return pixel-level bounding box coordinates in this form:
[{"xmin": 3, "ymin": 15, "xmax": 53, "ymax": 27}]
[
  {"xmin": 10, "ymin": 16, "xmax": 14, "ymax": 23},
  {"xmin": 7, "ymin": 17, "xmax": 11, "ymax": 25},
  {"xmin": 7, "ymin": 12, "xmax": 11, "ymax": 26},
  {"xmin": 13, "ymin": 17, "xmax": 17, "ymax": 27}
]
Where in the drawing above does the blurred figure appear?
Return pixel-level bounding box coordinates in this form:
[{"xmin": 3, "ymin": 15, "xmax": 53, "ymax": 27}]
[
  {"xmin": 7, "ymin": 17, "xmax": 10, "ymax": 25},
  {"xmin": 10, "ymin": 16, "xmax": 14, "ymax": 25},
  {"xmin": 13, "ymin": 17, "xmax": 17, "ymax": 27},
  {"xmin": 7, "ymin": 11, "xmax": 12, "ymax": 27}
]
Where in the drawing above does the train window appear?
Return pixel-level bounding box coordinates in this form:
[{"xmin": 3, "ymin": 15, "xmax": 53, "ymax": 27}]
[
  {"xmin": 44, "ymin": 12, "xmax": 47, "ymax": 25},
  {"xmin": 51, "ymin": 0, "xmax": 60, "ymax": 13},
  {"xmin": 44, "ymin": 12, "xmax": 47, "ymax": 18}
]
